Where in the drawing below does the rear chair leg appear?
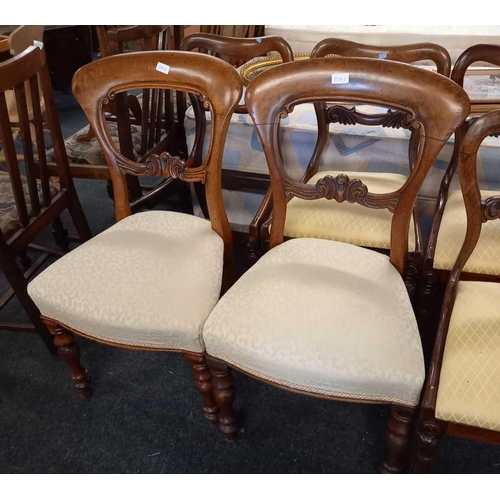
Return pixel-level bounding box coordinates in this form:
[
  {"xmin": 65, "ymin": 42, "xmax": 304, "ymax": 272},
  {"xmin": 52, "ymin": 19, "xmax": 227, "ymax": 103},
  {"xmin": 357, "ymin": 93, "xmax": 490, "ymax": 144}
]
[
  {"xmin": 380, "ymin": 404, "xmax": 417, "ymax": 473},
  {"xmin": 183, "ymin": 352, "xmax": 218, "ymax": 426},
  {"xmin": 44, "ymin": 319, "xmax": 91, "ymax": 398},
  {"xmin": 206, "ymin": 356, "xmax": 237, "ymax": 442}
]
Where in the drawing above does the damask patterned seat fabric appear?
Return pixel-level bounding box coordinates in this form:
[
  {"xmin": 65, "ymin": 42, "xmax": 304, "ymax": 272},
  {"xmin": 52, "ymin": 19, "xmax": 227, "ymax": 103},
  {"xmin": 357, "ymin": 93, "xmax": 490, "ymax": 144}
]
[
  {"xmin": 28, "ymin": 211, "xmax": 224, "ymax": 352},
  {"xmin": 284, "ymin": 170, "xmax": 416, "ymax": 250},
  {"xmin": 0, "ymin": 171, "xmax": 60, "ymax": 239},
  {"xmin": 436, "ymin": 281, "xmax": 500, "ymax": 431},
  {"xmin": 434, "ymin": 190, "xmax": 500, "ymax": 275},
  {"xmin": 203, "ymin": 238, "xmax": 425, "ymax": 406}
]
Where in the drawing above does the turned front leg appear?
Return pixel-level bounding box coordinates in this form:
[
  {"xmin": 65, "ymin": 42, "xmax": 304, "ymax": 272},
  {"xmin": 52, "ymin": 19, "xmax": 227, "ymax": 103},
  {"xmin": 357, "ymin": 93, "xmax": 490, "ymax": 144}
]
[
  {"xmin": 183, "ymin": 352, "xmax": 218, "ymax": 426},
  {"xmin": 206, "ymin": 356, "xmax": 237, "ymax": 442},
  {"xmin": 380, "ymin": 404, "xmax": 417, "ymax": 474},
  {"xmin": 44, "ymin": 319, "xmax": 91, "ymax": 399}
]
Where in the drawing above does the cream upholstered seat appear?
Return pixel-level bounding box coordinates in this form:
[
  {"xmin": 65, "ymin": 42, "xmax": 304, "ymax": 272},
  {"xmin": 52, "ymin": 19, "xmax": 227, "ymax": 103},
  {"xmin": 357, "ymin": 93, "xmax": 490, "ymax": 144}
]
[
  {"xmin": 435, "ymin": 190, "xmax": 500, "ymax": 275},
  {"xmin": 28, "ymin": 211, "xmax": 224, "ymax": 352},
  {"xmin": 203, "ymin": 238, "xmax": 425, "ymax": 406},
  {"xmin": 284, "ymin": 171, "xmax": 416, "ymax": 251},
  {"xmin": 436, "ymin": 281, "xmax": 500, "ymax": 431}
]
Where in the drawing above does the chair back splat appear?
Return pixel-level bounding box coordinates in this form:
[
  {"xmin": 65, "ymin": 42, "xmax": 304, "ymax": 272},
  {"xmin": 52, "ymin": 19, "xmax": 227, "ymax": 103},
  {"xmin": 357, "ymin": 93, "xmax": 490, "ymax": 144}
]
[{"xmin": 245, "ymin": 57, "xmax": 470, "ymax": 275}]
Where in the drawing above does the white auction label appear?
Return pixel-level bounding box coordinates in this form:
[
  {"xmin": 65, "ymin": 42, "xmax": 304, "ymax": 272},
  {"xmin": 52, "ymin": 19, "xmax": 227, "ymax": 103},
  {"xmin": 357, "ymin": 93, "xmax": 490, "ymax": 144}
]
[
  {"xmin": 331, "ymin": 73, "xmax": 349, "ymax": 84},
  {"xmin": 156, "ymin": 62, "xmax": 171, "ymax": 75}
]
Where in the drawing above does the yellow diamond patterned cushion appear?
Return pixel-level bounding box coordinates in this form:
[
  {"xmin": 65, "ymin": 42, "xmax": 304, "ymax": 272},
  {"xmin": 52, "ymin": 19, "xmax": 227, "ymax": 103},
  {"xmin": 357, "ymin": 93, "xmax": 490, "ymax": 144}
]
[
  {"xmin": 284, "ymin": 171, "xmax": 416, "ymax": 251},
  {"xmin": 435, "ymin": 190, "xmax": 500, "ymax": 275},
  {"xmin": 436, "ymin": 281, "xmax": 500, "ymax": 431}
]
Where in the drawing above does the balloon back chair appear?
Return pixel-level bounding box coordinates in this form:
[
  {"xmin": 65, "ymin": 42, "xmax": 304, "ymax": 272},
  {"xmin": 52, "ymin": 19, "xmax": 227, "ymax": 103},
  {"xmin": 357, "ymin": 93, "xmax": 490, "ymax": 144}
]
[
  {"xmin": 180, "ymin": 33, "xmax": 294, "ymax": 218},
  {"xmin": 201, "ymin": 57, "xmax": 470, "ymax": 473},
  {"xmin": 412, "ymin": 109, "xmax": 500, "ymax": 472},
  {"xmin": 0, "ymin": 44, "xmax": 91, "ymax": 352},
  {"xmin": 420, "ymin": 44, "xmax": 500, "ymax": 337},
  {"xmin": 26, "ymin": 51, "xmax": 242, "ymax": 427},
  {"xmin": 248, "ymin": 38, "xmax": 451, "ymax": 297}
]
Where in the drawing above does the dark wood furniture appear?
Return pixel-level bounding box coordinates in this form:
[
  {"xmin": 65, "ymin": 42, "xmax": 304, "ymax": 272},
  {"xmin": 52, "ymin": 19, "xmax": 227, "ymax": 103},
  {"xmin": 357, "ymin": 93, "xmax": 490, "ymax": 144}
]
[
  {"xmin": 179, "ymin": 33, "xmax": 293, "ymax": 218},
  {"xmin": 420, "ymin": 44, "xmax": 500, "ymax": 335},
  {"xmin": 43, "ymin": 26, "xmax": 93, "ymax": 92},
  {"xmin": 248, "ymin": 39, "xmax": 452, "ymax": 289},
  {"xmin": 0, "ymin": 44, "xmax": 91, "ymax": 352},
  {"xmin": 411, "ymin": 109, "xmax": 500, "ymax": 473},
  {"xmin": 51, "ymin": 25, "xmax": 187, "ymax": 212},
  {"xmin": 202, "ymin": 57, "xmax": 469, "ymax": 473},
  {"xmin": 27, "ymin": 51, "xmax": 241, "ymax": 426}
]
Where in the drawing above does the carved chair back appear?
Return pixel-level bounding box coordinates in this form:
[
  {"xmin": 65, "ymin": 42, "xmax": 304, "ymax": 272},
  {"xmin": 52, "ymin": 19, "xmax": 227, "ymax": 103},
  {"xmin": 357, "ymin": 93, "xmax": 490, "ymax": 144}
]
[
  {"xmin": 424, "ymin": 44, "xmax": 500, "ymax": 271},
  {"xmin": 72, "ymin": 51, "xmax": 242, "ymax": 254},
  {"xmin": 0, "ymin": 44, "xmax": 83, "ymax": 251},
  {"xmin": 421, "ymin": 110, "xmax": 500, "ymax": 430},
  {"xmin": 245, "ymin": 57, "xmax": 470, "ymax": 274},
  {"xmin": 96, "ymin": 25, "xmax": 176, "ymax": 158}
]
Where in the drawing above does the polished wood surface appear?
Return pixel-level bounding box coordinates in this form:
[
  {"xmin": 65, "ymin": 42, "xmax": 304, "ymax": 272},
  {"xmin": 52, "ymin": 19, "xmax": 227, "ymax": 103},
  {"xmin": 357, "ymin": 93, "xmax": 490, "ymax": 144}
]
[
  {"xmin": 411, "ymin": 109, "xmax": 500, "ymax": 473},
  {"xmin": 0, "ymin": 44, "xmax": 91, "ymax": 352},
  {"xmin": 54, "ymin": 51, "xmax": 241, "ymax": 425},
  {"xmin": 211, "ymin": 56, "xmax": 470, "ymax": 472},
  {"xmin": 247, "ymin": 39, "xmax": 452, "ymax": 268}
]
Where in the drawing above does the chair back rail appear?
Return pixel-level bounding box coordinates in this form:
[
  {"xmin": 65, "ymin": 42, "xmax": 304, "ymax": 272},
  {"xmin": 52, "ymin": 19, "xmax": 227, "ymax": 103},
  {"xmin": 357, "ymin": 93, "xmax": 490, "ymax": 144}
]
[
  {"xmin": 245, "ymin": 57, "xmax": 470, "ymax": 274},
  {"xmin": 312, "ymin": 38, "xmax": 451, "ymax": 76},
  {"xmin": 72, "ymin": 51, "xmax": 242, "ymax": 252}
]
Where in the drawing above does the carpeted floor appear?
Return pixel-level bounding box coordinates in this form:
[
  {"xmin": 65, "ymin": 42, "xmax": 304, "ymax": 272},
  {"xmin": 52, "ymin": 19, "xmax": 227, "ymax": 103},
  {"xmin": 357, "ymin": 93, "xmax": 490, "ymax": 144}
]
[{"xmin": 0, "ymin": 92, "xmax": 499, "ymax": 474}]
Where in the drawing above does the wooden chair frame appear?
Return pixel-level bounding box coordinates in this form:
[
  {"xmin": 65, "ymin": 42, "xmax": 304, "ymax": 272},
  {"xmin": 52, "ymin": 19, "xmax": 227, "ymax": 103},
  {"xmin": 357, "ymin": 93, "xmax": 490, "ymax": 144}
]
[
  {"xmin": 411, "ymin": 109, "xmax": 500, "ymax": 473},
  {"xmin": 48, "ymin": 51, "xmax": 241, "ymax": 423},
  {"xmin": 55, "ymin": 25, "xmax": 187, "ymax": 212},
  {"xmin": 0, "ymin": 44, "xmax": 91, "ymax": 353},
  {"xmin": 248, "ymin": 39, "xmax": 452, "ymax": 287},
  {"xmin": 420, "ymin": 44, "xmax": 500, "ymax": 335},
  {"xmin": 205, "ymin": 57, "xmax": 469, "ymax": 472},
  {"xmin": 179, "ymin": 33, "xmax": 294, "ymax": 218}
]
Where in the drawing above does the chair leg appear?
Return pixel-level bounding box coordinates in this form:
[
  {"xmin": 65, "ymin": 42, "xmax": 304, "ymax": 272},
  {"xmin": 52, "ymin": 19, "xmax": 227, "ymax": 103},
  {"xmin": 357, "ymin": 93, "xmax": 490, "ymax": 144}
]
[
  {"xmin": 410, "ymin": 411, "xmax": 447, "ymax": 473},
  {"xmin": 44, "ymin": 319, "xmax": 91, "ymax": 399},
  {"xmin": 380, "ymin": 404, "xmax": 417, "ymax": 474},
  {"xmin": 183, "ymin": 352, "xmax": 218, "ymax": 426},
  {"xmin": 206, "ymin": 356, "xmax": 237, "ymax": 442},
  {"xmin": 0, "ymin": 241, "xmax": 56, "ymax": 355},
  {"xmin": 52, "ymin": 216, "xmax": 70, "ymax": 253}
]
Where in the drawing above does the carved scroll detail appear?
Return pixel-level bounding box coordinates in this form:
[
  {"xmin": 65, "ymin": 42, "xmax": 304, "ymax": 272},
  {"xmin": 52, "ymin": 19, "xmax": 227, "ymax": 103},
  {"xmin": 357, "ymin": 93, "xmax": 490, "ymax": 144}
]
[
  {"xmin": 482, "ymin": 196, "xmax": 500, "ymax": 222},
  {"xmin": 327, "ymin": 106, "xmax": 357, "ymax": 126},
  {"xmin": 284, "ymin": 173, "xmax": 399, "ymax": 212},
  {"xmin": 326, "ymin": 105, "xmax": 415, "ymax": 130},
  {"xmin": 116, "ymin": 152, "xmax": 206, "ymax": 183}
]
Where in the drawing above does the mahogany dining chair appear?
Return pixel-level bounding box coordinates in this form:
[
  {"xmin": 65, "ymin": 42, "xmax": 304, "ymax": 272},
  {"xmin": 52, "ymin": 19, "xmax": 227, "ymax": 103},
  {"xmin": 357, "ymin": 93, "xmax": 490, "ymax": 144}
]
[
  {"xmin": 201, "ymin": 57, "xmax": 470, "ymax": 473},
  {"xmin": 249, "ymin": 39, "xmax": 452, "ymax": 298},
  {"xmin": 412, "ymin": 109, "xmax": 500, "ymax": 472},
  {"xmin": 180, "ymin": 33, "xmax": 294, "ymax": 219},
  {"xmin": 26, "ymin": 51, "xmax": 242, "ymax": 426},
  {"xmin": 419, "ymin": 44, "xmax": 500, "ymax": 335}
]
